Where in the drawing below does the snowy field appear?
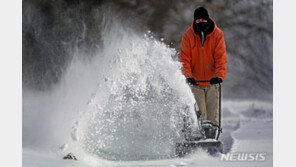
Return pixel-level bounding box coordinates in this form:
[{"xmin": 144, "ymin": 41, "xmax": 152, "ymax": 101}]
[{"xmin": 23, "ymin": 100, "xmax": 272, "ymax": 167}]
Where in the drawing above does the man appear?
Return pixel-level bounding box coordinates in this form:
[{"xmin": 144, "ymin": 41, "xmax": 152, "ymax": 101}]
[{"xmin": 179, "ymin": 7, "xmax": 227, "ymax": 138}]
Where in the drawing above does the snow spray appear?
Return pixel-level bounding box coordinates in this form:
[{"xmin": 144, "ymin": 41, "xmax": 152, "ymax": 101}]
[{"xmin": 23, "ymin": 20, "xmax": 197, "ymax": 161}]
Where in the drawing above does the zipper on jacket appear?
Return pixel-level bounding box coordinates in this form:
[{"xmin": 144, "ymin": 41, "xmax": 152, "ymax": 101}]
[
  {"xmin": 200, "ymin": 31, "xmax": 206, "ymax": 81},
  {"xmin": 202, "ymin": 46, "xmax": 206, "ymax": 81},
  {"xmin": 196, "ymin": 31, "xmax": 207, "ymax": 82}
]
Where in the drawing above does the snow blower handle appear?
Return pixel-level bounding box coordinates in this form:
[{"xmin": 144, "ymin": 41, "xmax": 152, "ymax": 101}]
[
  {"xmin": 194, "ymin": 80, "xmax": 211, "ymax": 86},
  {"xmin": 195, "ymin": 80, "xmax": 211, "ymax": 83}
]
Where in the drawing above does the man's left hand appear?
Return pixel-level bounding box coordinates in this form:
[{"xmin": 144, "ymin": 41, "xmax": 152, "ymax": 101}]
[{"xmin": 210, "ymin": 77, "xmax": 223, "ymax": 85}]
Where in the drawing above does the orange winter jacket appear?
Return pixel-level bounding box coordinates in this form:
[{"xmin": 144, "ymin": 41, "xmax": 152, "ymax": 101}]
[{"xmin": 179, "ymin": 18, "xmax": 227, "ymax": 88}]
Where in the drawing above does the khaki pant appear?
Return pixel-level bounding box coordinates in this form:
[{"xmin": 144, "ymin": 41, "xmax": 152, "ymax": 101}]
[{"xmin": 190, "ymin": 84, "xmax": 220, "ymax": 126}]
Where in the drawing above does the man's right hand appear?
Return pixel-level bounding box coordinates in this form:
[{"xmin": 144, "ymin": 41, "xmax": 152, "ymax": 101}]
[{"xmin": 186, "ymin": 78, "xmax": 197, "ymax": 86}]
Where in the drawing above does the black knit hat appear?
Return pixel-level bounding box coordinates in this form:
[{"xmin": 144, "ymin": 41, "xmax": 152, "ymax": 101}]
[{"xmin": 194, "ymin": 7, "xmax": 209, "ymax": 21}]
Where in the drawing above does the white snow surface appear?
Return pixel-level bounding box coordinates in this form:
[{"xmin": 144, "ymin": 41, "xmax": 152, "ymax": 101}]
[
  {"xmin": 23, "ymin": 100, "xmax": 272, "ymax": 167},
  {"xmin": 23, "ymin": 24, "xmax": 272, "ymax": 166}
]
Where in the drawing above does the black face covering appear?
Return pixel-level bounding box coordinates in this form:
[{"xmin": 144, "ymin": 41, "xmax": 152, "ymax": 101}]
[{"xmin": 195, "ymin": 22, "xmax": 209, "ymax": 32}]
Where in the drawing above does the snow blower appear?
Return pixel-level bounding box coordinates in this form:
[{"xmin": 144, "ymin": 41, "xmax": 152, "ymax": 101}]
[{"xmin": 176, "ymin": 81, "xmax": 223, "ymax": 157}]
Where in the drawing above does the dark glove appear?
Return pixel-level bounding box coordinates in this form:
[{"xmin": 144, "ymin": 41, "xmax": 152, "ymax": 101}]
[
  {"xmin": 186, "ymin": 78, "xmax": 197, "ymax": 85},
  {"xmin": 210, "ymin": 77, "xmax": 223, "ymax": 85}
]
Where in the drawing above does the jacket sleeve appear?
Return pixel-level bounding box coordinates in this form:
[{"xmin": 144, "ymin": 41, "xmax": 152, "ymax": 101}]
[
  {"xmin": 179, "ymin": 34, "xmax": 193, "ymax": 78},
  {"xmin": 214, "ymin": 31, "xmax": 227, "ymax": 81}
]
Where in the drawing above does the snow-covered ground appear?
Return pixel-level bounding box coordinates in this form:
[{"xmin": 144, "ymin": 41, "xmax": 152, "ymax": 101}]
[
  {"xmin": 23, "ymin": 25, "xmax": 272, "ymax": 167},
  {"xmin": 23, "ymin": 100, "xmax": 272, "ymax": 167}
]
